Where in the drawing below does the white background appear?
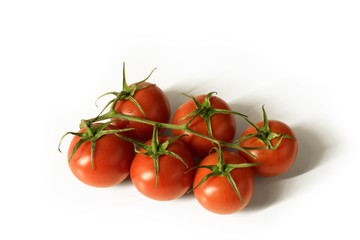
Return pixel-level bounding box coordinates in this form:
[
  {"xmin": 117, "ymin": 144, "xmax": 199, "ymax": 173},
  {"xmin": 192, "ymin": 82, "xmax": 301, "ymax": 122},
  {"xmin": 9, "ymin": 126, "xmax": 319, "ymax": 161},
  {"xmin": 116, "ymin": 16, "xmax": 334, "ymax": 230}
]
[{"xmin": 1, "ymin": 0, "xmax": 359, "ymax": 239}]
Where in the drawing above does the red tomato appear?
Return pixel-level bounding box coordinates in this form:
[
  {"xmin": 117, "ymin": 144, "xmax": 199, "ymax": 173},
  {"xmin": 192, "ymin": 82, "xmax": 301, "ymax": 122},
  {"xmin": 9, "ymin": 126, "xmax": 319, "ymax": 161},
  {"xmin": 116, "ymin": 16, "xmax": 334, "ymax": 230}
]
[
  {"xmin": 113, "ymin": 82, "xmax": 171, "ymax": 141},
  {"xmin": 193, "ymin": 151, "xmax": 254, "ymax": 214},
  {"xmin": 67, "ymin": 124, "xmax": 135, "ymax": 187},
  {"xmin": 172, "ymin": 94, "xmax": 236, "ymax": 157},
  {"xmin": 130, "ymin": 136, "xmax": 195, "ymax": 201},
  {"xmin": 239, "ymin": 120, "xmax": 298, "ymax": 177}
]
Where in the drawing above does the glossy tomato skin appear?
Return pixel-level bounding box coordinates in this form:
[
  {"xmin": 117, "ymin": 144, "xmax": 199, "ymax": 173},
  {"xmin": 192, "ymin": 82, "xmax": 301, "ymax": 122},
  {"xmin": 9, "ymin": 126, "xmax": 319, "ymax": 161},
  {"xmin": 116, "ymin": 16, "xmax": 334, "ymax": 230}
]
[
  {"xmin": 172, "ymin": 95, "xmax": 236, "ymax": 158},
  {"xmin": 113, "ymin": 82, "xmax": 171, "ymax": 141},
  {"xmin": 239, "ymin": 120, "xmax": 298, "ymax": 177},
  {"xmin": 130, "ymin": 137, "xmax": 195, "ymax": 201},
  {"xmin": 67, "ymin": 124, "xmax": 135, "ymax": 187},
  {"xmin": 194, "ymin": 151, "xmax": 254, "ymax": 215}
]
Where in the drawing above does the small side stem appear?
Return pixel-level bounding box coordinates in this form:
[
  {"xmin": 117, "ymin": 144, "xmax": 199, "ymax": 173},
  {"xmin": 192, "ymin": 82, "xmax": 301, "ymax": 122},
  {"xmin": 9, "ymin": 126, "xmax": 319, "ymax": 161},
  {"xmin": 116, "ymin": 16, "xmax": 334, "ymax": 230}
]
[
  {"xmin": 216, "ymin": 143, "xmax": 225, "ymax": 172},
  {"xmin": 152, "ymin": 124, "xmax": 159, "ymax": 153}
]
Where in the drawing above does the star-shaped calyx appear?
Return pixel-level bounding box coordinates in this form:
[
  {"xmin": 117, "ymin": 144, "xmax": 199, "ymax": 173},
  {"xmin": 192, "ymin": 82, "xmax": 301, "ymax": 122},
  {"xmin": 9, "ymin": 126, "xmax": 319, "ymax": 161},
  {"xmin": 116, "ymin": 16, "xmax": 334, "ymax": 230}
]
[
  {"xmin": 180, "ymin": 92, "xmax": 247, "ymax": 138},
  {"xmin": 95, "ymin": 62, "xmax": 156, "ymax": 118},
  {"xmin": 117, "ymin": 125, "xmax": 189, "ymax": 187},
  {"xmin": 58, "ymin": 120, "xmax": 134, "ymax": 170},
  {"xmin": 237, "ymin": 105, "xmax": 296, "ymax": 150}
]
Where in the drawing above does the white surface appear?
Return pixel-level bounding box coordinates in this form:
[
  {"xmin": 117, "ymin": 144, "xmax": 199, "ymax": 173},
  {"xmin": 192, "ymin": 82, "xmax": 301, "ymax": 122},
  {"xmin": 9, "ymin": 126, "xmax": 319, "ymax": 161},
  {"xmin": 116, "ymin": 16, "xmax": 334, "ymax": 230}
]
[{"xmin": 1, "ymin": 0, "xmax": 359, "ymax": 239}]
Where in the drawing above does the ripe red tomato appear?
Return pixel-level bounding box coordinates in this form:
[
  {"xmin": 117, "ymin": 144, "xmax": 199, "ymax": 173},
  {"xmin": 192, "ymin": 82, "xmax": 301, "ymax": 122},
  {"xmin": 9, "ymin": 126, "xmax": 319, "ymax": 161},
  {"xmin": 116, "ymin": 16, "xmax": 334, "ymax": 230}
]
[
  {"xmin": 113, "ymin": 82, "xmax": 171, "ymax": 141},
  {"xmin": 130, "ymin": 136, "xmax": 195, "ymax": 201},
  {"xmin": 67, "ymin": 124, "xmax": 135, "ymax": 187},
  {"xmin": 172, "ymin": 94, "xmax": 236, "ymax": 157},
  {"xmin": 239, "ymin": 120, "xmax": 298, "ymax": 177},
  {"xmin": 193, "ymin": 151, "xmax": 254, "ymax": 214}
]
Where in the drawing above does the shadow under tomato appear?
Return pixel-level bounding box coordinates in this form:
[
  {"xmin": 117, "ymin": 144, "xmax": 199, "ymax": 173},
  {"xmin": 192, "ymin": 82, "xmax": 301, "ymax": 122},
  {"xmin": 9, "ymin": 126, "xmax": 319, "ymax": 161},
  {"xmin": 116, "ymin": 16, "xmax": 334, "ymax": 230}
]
[
  {"xmin": 177, "ymin": 190, "xmax": 195, "ymax": 201},
  {"xmin": 242, "ymin": 124, "xmax": 330, "ymax": 212},
  {"xmin": 278, "ymin": 125, "xmax": 328, "ymax": 179},
  {"xmin": 114, "ymin": 175, "xmax": 134, "ymax": 187}
]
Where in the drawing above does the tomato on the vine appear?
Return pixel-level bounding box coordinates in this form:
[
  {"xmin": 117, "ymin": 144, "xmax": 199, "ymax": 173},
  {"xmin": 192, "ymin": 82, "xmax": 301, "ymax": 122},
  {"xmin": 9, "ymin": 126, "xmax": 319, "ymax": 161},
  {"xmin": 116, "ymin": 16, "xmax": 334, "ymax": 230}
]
[
  {"xmin": 67, "ymin": 124, "xmax": 134, "ymax": 187},
  {"xmin": 239, "ymin": 120, "xmax": 298, "ymax": 177},
  {"xmin": 193, "ymin": 151, "xmax": 254, "ymax": 214},
  {"xmin": 172, "ymin": 94, "xmax": 236, "ymax": 157},
  {"xmin": 130, "ymin": 136, "xmax": 195, "ymax": 201},
  {"xmin": 113, "ymin": 82, "xmax": 171, "ymax": 141},
  {"xmin": 59, "ymin": 62, "xmax": 301, "ymax": 214}
]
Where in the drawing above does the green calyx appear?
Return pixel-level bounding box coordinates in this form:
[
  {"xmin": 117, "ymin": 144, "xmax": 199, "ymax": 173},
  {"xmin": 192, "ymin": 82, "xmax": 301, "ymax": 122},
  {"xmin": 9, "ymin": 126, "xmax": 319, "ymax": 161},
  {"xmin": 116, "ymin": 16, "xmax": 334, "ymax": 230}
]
[
  {"xmin": 238, "ymin": 105, "xmax": 296, "ymax": 150},
  {"xmin": 58, "ymin": 120, "xmax": 134, "ymax": 170},
  {"xmin": 187, "ymin": 147, "xmax": 260, "ymax": 204},
  {"xmin": 117, "ymin": 125, "xmax": 189, "ymax": 188},
  {"xmin": 180, "ymin": 92, "xmax": 247, "ymax": 138},
  {"xmin": 95, "ymin": 62, "xmax": 157, "ymax": 119}
]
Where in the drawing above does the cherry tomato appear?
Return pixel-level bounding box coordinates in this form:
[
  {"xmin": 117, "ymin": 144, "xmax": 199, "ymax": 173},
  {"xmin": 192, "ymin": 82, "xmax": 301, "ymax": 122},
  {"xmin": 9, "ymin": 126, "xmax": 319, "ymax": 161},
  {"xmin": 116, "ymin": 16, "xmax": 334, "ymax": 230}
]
[
  {"xmin": 172, "ymin": 94, "xmax": 236, "ymax": 157},
  {"xmin": 193, "ymin": 151, "xmax": 254, "ymax": 214},
  {"xmin": 130, "ymin": 136, "xmax": 195, "ymax": 201},
  {"xmin": 113, "ymin": 82, "xmax": 171, "ymax": 141},
  {"xmin": 239, "ymin": 120, "xmax": 298, "ymax": 177},
  {"xmin": 67, "ymin": 124, "xmax": 135, "ymax": 187}
]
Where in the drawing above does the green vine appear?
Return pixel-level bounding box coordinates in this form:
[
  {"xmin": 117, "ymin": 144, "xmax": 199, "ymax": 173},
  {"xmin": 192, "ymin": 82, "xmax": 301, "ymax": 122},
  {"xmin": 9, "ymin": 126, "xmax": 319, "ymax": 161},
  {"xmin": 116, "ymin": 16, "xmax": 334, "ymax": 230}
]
[{"xmin": 59, "ymin": 64, "xmax": 285, "ymax": 204}]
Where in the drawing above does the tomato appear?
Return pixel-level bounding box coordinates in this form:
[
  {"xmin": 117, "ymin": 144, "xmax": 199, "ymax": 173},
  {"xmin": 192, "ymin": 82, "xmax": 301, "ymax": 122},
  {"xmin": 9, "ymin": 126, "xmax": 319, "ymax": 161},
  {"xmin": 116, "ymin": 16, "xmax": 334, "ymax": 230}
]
[
  {"xmin": 67, "ymin": 124, "xmax": 135, "ymax": 187},
  {"xmin": 130, "ymin": 136, "xmax": 195, "ymax": 201},
  {"xmin": 113, "ymin": 82, "xmax": 171, "ymax": 141},
  {"xmin": 172, "ymin": 94, "xmax": 236, "ymax": 157},
  {"xmin": 193, "ymin": 151, "xmax": 254, "ymax": 214},
  {"xmin": 239, "ymin": 120, "xmax": 298, "ymax": 177}
]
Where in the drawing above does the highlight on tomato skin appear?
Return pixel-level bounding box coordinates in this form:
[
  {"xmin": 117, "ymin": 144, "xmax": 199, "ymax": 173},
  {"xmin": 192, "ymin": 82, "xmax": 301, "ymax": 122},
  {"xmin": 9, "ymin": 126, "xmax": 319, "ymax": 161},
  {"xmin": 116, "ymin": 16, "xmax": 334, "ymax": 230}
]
[
  {"xmin": 239, "ymin": 120, "xmax": 298, "ymax": 177},
  {"xmin": 193, "ymin": 151, "xmax": 254, "ymax": 215},
  {"xmin": 172, "ymin": 94, "xmax": 236, "ymax": 158},
  {"xmin": 67, "ymin": 124, "xmax": 135, "ymax": 188},
  {"xmin": 130, "ymin": 136, "xmax": 196, "ymax": 201}
]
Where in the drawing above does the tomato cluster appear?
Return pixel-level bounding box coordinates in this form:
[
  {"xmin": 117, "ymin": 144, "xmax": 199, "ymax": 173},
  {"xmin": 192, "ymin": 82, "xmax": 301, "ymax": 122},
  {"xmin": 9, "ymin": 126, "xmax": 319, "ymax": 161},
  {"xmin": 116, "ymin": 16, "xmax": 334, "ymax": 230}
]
[{"xmin": 59, "ymin": 64, "xmax": 298, "ymax": 215}]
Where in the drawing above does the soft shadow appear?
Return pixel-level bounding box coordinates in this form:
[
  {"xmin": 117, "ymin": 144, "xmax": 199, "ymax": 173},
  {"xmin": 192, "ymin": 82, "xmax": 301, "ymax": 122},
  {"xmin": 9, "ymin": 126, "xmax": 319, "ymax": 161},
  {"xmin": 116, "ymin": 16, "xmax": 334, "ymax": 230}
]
[
  {"xmin": 277, "ymin": 125, "xmax": 328, "ymax": 179},
  {"xmin": 227, "ymin": 101, "xmax": 264, "ymax": 140},
  {"xmin": 114, "ymin": 175, "xmax": 134, "ymax": 187},
  {"xmin": 242, "ymin": 176, "xmax": 286, "ymax": 212},
  {"xmin": 242, "ymin": 124, "xmax": 330, "ymax": 212},
  {"xmin": 177, "ymin": 190, "xmax": 195, "ymax": 201}
]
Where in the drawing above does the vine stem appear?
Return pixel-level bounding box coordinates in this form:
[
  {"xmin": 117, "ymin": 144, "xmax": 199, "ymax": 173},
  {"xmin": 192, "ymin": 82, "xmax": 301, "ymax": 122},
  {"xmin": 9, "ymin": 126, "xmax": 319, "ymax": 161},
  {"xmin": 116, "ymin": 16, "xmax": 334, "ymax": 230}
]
[{"xmin": 83, "ymin": 110, "xmax": 254, "ymax": 157}]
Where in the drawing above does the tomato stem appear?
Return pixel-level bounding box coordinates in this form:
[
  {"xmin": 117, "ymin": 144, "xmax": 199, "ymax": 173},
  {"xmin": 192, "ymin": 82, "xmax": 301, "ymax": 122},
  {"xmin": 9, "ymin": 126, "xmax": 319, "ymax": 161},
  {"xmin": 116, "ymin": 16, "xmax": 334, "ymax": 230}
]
[
  {"xmin": 84, "ymin": 110, "xmax": 254, "ymax": 158},
  {"xmin": 215, "ymin": 143, "xmax": 225, "ymax": 172},
  {"xmin": 152, "ymin": 124, "xmax": 160, "ymax": 153}
]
